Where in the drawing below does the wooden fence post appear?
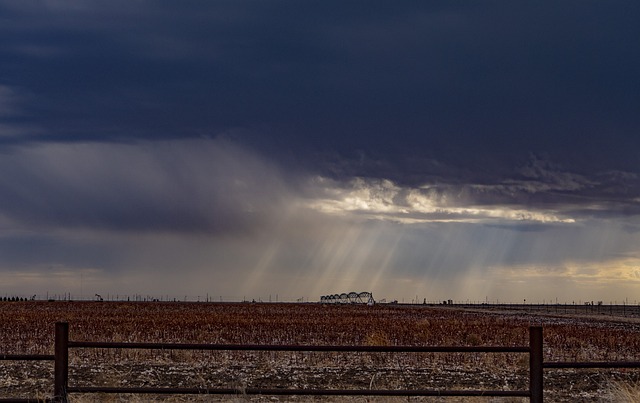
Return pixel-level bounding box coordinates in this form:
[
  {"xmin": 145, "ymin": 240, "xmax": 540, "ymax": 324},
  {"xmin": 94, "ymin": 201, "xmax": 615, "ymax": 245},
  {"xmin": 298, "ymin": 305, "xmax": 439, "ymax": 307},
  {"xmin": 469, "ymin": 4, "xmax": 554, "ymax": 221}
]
[
  {"xmin": 529, "ymin": 326, "xmax": 543, "ymax": 403},
  {"xmin": 54, "ymin": 322, "xmax": 69, "ymax": 403}
]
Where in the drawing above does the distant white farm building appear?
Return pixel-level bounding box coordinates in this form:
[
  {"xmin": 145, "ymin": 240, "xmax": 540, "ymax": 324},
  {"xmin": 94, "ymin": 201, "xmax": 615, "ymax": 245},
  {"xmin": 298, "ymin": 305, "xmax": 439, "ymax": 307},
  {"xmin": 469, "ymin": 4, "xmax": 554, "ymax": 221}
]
[{"xmin": 320, "ymin": 291, "xmax": 375, "ymax": 305}]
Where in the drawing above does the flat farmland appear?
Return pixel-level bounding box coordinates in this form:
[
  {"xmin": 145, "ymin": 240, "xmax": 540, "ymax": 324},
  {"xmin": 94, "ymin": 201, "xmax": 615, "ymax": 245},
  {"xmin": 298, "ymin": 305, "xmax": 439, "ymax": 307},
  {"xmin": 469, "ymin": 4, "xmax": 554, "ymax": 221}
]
[{"xmin": 1, "ymin": 301, "xmax": 639, "ymax": 402}]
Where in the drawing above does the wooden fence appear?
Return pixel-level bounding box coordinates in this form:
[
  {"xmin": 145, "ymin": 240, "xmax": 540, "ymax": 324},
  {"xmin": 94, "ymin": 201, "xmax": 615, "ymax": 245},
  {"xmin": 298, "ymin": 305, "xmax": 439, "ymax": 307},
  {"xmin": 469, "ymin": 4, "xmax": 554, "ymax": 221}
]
[{"xmin": 1, "ymin": 323, "xmax": 639, "ymax": 402}]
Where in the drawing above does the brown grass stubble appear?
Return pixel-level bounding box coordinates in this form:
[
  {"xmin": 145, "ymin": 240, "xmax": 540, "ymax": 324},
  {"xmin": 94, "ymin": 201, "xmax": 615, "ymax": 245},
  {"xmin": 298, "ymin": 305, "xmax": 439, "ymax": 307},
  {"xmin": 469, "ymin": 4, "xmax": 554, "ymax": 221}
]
[{"xmin": 0, "ymin": 301, "xmax": 639, "ymax": 401}]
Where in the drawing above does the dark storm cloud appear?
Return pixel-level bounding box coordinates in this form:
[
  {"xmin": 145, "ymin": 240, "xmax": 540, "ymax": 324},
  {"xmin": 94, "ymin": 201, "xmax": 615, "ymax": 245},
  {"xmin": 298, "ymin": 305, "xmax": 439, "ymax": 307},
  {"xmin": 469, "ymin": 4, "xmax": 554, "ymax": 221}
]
[
  {"xmin": 0, "ymin": 0, "xmax": 638, "ymax": 231},
  {"xmin": 2, "ymin": 1, "xmax": 639, "ymax": 175}
]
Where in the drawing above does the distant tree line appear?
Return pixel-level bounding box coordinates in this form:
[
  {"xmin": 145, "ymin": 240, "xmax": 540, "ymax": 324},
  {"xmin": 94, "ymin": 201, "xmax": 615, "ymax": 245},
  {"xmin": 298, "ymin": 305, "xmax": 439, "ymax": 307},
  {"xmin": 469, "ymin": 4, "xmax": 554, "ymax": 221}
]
[{"xmin": 2, "ymin": 295, "xmax": 36, "ymax": 301}]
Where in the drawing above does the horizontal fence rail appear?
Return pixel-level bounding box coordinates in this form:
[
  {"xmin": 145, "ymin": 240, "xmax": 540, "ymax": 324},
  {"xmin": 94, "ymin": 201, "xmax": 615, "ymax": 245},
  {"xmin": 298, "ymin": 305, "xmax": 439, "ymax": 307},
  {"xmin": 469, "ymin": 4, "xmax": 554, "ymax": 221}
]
[
  {"xmin": 69, "ymin": 340, "xmax": 531, "ymax": 353},
  {"xmin": 1, "ymin": 322, "xmax": 640, "ymax": 402},
  {"xmin": 66, "ymin": 386, "xmax": 531, "ymax": 397},
  {"xmin": 58, "ymin": 323, "xmax": 537, "ymax": 402}
]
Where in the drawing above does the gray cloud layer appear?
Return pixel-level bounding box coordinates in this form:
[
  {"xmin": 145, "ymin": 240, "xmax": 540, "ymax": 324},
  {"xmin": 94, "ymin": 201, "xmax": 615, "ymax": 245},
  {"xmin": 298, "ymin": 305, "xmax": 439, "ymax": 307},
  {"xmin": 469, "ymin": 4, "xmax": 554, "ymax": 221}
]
[
  {"xmin": 1, "ymin": 139, "xmax": 637, "ymax": 240},
  {"xmin": 0, "ymin": 138, "xmax": 638, "ymax": 301},
  {"xmin": 0, "ymin": 139, "xmax": 291, "ymax": 234}
]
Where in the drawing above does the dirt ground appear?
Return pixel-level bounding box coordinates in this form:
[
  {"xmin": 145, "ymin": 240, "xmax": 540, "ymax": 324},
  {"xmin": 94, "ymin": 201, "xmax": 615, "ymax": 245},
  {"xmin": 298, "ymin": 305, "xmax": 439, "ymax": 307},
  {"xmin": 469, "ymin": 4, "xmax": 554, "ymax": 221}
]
[{"xmin": 1, "ymin": 301, "xmax": 639, "ymax": 402}]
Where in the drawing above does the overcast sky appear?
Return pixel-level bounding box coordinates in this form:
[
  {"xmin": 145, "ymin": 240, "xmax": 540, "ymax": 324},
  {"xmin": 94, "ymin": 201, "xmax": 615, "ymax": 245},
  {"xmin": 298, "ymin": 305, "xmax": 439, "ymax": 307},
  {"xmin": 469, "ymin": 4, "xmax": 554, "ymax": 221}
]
[{"xmin": 1, "ymin": 1, "xmax": 640, "ymax": 303}]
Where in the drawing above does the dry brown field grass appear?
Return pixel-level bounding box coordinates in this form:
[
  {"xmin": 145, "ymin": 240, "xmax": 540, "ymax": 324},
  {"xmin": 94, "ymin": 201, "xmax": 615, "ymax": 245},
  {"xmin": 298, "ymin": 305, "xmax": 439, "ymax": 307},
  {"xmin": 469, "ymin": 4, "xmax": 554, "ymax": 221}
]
[{"xmin": 1, "ymin": 301, "xmax": 639, "ymax": 402}]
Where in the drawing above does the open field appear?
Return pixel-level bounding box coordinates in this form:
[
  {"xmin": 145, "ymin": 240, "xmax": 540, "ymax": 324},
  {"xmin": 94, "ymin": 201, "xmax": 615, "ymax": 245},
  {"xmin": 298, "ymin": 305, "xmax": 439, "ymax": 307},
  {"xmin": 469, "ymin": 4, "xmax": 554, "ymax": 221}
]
[{"xmin": 1, "ymin": 301, "xmax": 639, "ymax": 402}]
